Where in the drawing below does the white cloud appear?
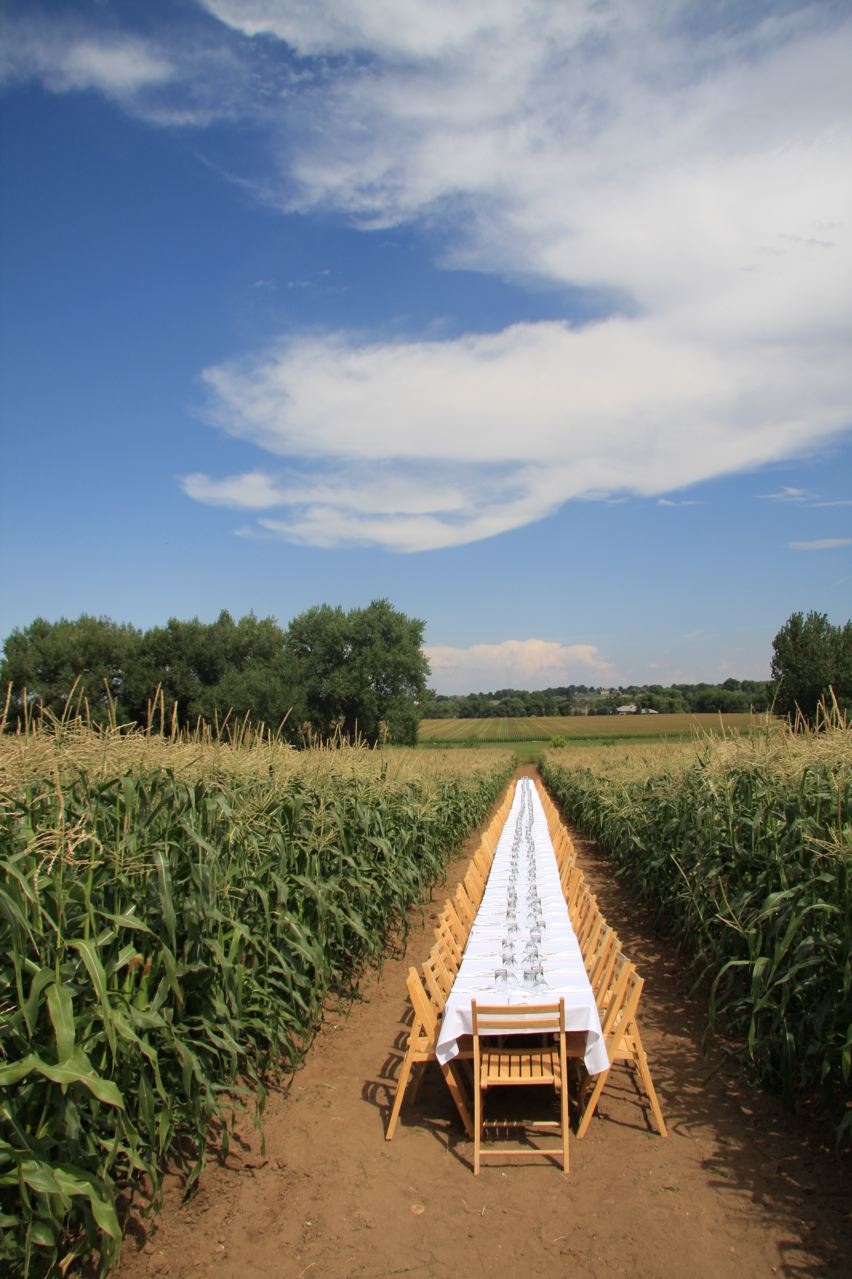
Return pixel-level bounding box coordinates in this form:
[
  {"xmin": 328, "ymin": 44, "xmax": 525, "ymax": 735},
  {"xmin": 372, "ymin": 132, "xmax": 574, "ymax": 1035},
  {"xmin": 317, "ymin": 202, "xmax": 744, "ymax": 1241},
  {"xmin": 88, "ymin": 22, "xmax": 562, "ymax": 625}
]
[
  {"xmin": 0, "ymin": 23, "xmax": 173, "ymax": 98},
  {"xmin": 423, "ymin": 639, "xmax": 617, "ymax": 694},
  {"xmin": 201, "ymin": 0, "xmax": 535, "ymax": 60},
  {"xmin": 190, "ymin": 311, "xmax": 850, "ymax": 550},
  {"xmin": 759, "ymin": 486, "xmax": 814, "ymax": 502},
  {"xmin": 657, "ymin": 498, "xmax": 703, "ymax": 507},
  {"xmin": 7, "ymin": 3, "xmax": 849, "ymax": 552},
  {"xmin": 788, "ymin": 538, "xmax": 851, "ymax": 551},
  {"xmin": 182, "ymin": 3, "xmax": 852, "ymax": 550}
]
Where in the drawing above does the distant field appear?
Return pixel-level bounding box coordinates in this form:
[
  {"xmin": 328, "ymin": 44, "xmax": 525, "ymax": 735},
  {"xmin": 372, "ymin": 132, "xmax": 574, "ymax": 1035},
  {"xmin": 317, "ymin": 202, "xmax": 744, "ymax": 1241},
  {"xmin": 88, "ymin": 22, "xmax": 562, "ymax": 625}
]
[{"xmin": 418, "ymin": 712, "xmax": 763, "ymax": 743}]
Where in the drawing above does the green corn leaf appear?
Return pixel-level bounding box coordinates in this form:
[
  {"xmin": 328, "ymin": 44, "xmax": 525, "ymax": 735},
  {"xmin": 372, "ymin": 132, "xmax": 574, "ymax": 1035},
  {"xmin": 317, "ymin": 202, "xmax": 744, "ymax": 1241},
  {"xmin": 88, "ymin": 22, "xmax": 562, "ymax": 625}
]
[
  {"xmin": 95, "ymin": 906, "xmax": 154, "ymax": 934},
  {"xmin": 26, "ymin": 1218, "xmax": 58, "ymax": 1247},
  {"xmin": 71, "ymin": 938, "xmax": 117, "ymax": 1057},
  {"xmin": 0, "ymin": 1054, "xmax": 39, "ymax": 1086},
  {"xmin": 46, "ymin": 981, "xmax": 75, "ymax": 1063},
  {"xmin": 23, "ymin": 967, "xmax": 56, "ymax": 1039},
  {"xmin": 10, "ymin": 1050, "xmax": 126, "ymax": 1108}
]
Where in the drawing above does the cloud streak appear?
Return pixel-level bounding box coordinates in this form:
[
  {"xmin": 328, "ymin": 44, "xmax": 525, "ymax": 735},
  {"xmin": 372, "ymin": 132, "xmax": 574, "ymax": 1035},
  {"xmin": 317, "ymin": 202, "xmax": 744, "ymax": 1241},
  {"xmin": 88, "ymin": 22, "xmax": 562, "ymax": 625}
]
[{"xmin": 788, "ymin": 538, "xmax": 851, "ymax": 552}]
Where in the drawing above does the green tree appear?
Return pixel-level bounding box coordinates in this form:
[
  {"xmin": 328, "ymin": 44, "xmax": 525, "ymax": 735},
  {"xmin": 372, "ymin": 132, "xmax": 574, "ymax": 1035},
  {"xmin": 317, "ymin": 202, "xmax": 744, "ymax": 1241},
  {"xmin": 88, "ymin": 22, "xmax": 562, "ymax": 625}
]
[
  {"xmin": 284, "ymin": 599, "xmax": 428, "ymax": 745},
  {"xmin": 0, "ymin": 615, "xmax": 141, "ymax": 723},
  {"xmin": 125, "ymin": 611, "xmax": 294, "ymax": 730},
  {"xmin": 189, "ymin": 613, "xmax": 295, "ymax": 730},
  {"xmin": 770, "ymin": 611, "xmax": 852, "ymax": 723}
]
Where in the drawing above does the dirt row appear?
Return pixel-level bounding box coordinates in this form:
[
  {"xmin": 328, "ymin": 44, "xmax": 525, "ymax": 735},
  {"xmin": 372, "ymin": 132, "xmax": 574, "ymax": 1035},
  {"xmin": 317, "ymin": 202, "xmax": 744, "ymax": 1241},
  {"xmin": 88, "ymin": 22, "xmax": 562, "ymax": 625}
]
[{"xmin": 115, "ymin": 771, "xmax": 850, "ymax": 1279}]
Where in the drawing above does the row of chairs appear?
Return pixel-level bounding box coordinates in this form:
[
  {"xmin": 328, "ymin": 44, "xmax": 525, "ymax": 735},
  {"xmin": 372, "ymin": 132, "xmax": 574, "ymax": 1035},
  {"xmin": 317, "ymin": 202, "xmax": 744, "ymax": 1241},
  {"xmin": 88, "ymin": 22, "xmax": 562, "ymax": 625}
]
[
  {"xmin": 469, "ymin": 780, "xmax": 667, "ymax": 1174},
  {"xmin": 384, "ymin": 782, "xmax": 515, "ymax": 1141},
  {"xmin": 385, "ymin": 777, "xmax": 667, "ymax": 1167},
  {"xmin": 533, "ymin": 779, "xmax": 668, "ymax": 1141}
]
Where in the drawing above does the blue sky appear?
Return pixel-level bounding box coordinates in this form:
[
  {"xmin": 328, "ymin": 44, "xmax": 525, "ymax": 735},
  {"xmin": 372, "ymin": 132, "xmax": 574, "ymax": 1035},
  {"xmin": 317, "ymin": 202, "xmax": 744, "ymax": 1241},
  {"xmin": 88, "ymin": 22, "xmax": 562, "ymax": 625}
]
[{"xmin": 1, "ymin": 0, "xmax": 850, "ymax": 694}]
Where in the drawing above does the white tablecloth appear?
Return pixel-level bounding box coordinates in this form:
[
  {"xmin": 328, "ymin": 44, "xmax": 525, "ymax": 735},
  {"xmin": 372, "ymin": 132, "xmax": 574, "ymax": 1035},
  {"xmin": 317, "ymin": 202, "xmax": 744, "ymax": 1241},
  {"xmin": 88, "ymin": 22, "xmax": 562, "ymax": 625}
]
[{"xmin": 435, "ymin": 778, "xmax": 609, "ymax": 1076}]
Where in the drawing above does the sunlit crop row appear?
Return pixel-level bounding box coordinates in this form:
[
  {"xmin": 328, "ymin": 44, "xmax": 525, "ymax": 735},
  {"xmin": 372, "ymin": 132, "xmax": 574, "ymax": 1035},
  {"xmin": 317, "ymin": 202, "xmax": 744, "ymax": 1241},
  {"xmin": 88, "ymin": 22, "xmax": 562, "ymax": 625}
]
[
  {"xmin": 541, "ymin": 717, "xmax": 851, "ymax": 1133},
  {"xmin": 0, "ymin": 714, "xmax": 514, "ymax": 1276}
]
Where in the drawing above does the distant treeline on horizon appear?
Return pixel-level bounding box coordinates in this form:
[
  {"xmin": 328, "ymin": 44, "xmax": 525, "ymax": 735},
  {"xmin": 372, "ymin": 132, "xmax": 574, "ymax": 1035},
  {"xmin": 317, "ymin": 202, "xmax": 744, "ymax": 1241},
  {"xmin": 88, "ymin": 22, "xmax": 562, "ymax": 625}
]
[
  {"xmin": 420, "ymin": 680, "xmax": 773, "ymax": 718},
  {"xmin": 5, "ymin": 608, "xmax": 846, "ymax": 734}
]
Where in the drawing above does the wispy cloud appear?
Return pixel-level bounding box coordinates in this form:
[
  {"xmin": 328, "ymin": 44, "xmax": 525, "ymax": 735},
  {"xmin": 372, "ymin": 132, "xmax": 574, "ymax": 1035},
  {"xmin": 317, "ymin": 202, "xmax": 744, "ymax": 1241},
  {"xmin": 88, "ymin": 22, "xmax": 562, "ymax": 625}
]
[
  {"xmin": 759, "ymin": 486, "xmax": 815, "ymax": 502},
  {"xmin": 187, "ymin": 4, "xmax": 852, "ymax": 550},
  {"xmin": 188, "ymin": 309, "xmax": 849, "ymax": 550},
  {"xmin": 0, "ymin": 18, "xmax": 174, "ymax": 99},
  {"xmin": 423, "ymin": 638, "xmax": 617, "ymax": 695},
  {"xmin": 657, "ymin": 498, "xmax": 703, "ymax": 507},
  {"xmin": 7, "ymin": 3, "xmax": 850, "ymax": 552},
  {"xmin": 788, "ymin": 538, "xmax": 851, "ymax": 551}
]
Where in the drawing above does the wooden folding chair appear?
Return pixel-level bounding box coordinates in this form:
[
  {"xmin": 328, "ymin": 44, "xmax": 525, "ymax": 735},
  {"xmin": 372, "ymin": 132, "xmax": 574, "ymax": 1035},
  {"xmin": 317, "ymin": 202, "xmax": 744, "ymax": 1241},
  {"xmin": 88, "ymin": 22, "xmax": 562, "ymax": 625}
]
[
  {"xmin": 385, "ymin": 967, "xmax": 473, "ymax": 1139},
  {"xmin": 471, "ymin": 999, "xmax": 584, "ymax": 1175},
  {"xmin": 454, "ymin": 883, "xmax": 476, "ymax": 932},
  {"xmin": 587, "ymin": 925, "xmax": 620, "ymax": 999},
  {"xmin": 434, "ymin": 918, "xmax": 462, "ymax": 972},
  {"xmin": 440, "ymin": 899, "xmax": 470, "ymax": 948},
  {"xmin": 553, "ymin": 834, "xmax": 575, "ymax": 873},
  {"xmin": 473, "ymin": 846, "xmax": 491, "ymax": 880},
  {"xmin": 576, "ymin": 963, "xmax": 667, "ymax": 1139},
  {"xmin": 463, "ymin": 863, "xmax": 486, "ymax": 908},
  {"xmin": 561, "ymin": 863, "xmax": 585, "ymax": 912},
  {"xmin": 423, "ymin": 944, "xmax": 455, "ymax": 1004},
  {"xmin": 575, "ymin": 895, "xmax": 601, "ymax": 951},
  {"xmin": 580, "ymin": 908, "xmax": 606, "ymax": 967}
]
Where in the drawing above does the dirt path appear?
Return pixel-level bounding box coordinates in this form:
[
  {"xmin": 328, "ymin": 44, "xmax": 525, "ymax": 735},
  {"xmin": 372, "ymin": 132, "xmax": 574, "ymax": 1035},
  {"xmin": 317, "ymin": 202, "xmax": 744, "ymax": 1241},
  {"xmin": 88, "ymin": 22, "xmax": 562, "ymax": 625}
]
[{"xmin": 115, "ymin": 771, "xmax": 850, "ymax": 1279}]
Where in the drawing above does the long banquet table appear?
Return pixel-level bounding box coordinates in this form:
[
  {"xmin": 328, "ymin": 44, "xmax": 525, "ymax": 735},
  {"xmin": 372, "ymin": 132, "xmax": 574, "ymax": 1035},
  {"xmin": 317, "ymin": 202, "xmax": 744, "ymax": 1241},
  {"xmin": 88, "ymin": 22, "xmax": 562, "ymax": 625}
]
[{"xmin": 435, "ymin": 777, "xmax": 609, "ymax": 1077}]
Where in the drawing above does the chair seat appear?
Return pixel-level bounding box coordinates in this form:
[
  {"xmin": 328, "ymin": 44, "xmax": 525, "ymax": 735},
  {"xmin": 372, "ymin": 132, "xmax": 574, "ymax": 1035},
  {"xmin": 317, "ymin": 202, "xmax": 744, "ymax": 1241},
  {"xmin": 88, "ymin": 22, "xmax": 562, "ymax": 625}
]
[
  {"xmin": 480, "ymin": 1045, "xmax": 562, "ymax": 1085},
  {"xmin": 480, "ymin": 1030, "xmax": 587, "ymax": 1086}
]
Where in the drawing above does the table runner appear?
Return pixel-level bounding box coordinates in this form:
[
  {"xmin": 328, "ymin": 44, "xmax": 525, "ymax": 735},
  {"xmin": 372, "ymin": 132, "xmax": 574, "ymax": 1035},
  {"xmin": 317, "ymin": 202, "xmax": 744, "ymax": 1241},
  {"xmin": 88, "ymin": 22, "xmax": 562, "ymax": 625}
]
[{"xmin": 435, "ymin": 777, "xmax": 609, "ymax": 1076}]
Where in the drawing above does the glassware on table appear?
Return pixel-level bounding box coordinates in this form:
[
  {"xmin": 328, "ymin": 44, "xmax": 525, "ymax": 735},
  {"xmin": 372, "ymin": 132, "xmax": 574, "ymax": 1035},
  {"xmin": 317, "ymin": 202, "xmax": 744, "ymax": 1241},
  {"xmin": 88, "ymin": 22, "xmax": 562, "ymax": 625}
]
[{"xmin": 494, "ymin": 967, "xmax": 509, "ymax": 988}]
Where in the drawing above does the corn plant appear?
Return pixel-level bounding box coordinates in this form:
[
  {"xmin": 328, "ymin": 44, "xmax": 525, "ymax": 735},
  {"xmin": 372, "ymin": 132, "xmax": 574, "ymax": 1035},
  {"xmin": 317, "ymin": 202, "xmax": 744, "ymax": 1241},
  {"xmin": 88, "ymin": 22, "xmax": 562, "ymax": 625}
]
[
  {"xmin": 0, "ymin": 717, "xmax": 514, "ymax": 1276},
  {"xmin": 542, "ymin": 717, "xmax": 851, "ymax": 1134}
]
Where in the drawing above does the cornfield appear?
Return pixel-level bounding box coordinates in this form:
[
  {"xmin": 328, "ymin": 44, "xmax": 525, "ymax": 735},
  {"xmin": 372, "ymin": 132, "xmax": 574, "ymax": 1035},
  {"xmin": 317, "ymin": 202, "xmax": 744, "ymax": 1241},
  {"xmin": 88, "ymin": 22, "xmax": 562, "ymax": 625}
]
[
  {"xmin": 541, "ymin": 716, "xmax": 851, "ymax": 1132},
  {"xmin": 0, "ymin": 710, "xmax": 514, "ymax": 1276}
]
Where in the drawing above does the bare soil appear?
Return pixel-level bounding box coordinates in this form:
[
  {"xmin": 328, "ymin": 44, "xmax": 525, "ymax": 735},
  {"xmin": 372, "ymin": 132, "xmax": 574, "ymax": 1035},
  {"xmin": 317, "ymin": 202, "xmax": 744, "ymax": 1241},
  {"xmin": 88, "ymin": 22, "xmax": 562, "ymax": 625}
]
[{"xmin": 114, "ymin": 770, "xmax": 850, "ymax": 1279}]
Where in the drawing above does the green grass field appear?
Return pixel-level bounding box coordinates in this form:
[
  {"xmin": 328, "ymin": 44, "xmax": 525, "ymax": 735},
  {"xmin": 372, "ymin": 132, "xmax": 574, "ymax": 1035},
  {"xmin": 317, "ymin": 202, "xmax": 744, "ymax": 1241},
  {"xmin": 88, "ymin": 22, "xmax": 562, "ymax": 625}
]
[{"xmin": 418, "ymin": 711, "xmax": 763, "ymax": 744}]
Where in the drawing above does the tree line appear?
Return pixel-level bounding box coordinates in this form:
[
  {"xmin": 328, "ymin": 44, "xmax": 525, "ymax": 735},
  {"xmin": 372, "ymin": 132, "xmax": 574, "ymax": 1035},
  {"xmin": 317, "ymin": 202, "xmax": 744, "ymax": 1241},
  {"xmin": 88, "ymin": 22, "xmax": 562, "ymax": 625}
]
[
  {"xmin": 420, "ymin": 679, "xmax": 775, "ymax": 719},
  {"xmin": 0, "ymin": 602, "xmax": 429, "ymax": 746},
  {"xmin": 421, "ymin": 612, "xmax": 850, "ymax": 723},
  {"xmin": 1, "ymin": 607, "xmax": 848, "ymax": 741}
]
